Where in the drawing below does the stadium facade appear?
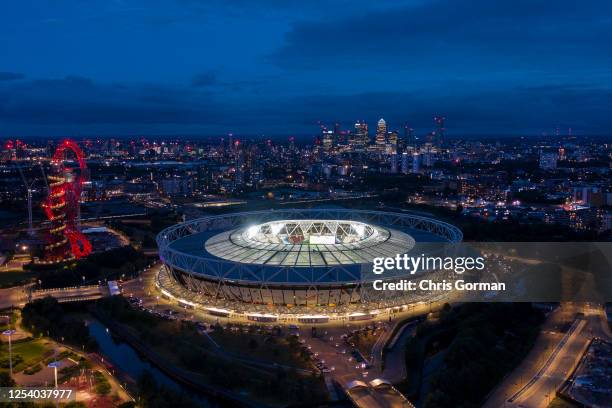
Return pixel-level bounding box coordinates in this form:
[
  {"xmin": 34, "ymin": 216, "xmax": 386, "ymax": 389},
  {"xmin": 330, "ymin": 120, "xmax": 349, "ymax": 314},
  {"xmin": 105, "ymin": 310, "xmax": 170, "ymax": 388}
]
[{"xmin": 156, "ymin": 209, "xmax": 462, "ymax": 322}]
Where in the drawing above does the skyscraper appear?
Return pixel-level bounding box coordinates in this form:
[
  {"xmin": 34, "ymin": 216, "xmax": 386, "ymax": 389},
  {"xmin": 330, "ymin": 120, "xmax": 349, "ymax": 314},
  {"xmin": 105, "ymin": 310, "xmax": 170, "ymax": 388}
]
[
  {"xmin": 401, "ymin": 152, "xmax": 409, "ymax": 174},
  {"xmin": 388, "ymin": 131, "xmax": 398, "ymax": 152},
  {"xmin": 352, "ymin": 121, "xmax": 369, "ymax": 150},
  {"xmin": 322, "ymin": 129, "xmax": 333, "ymax": 153},
  {"xmin": 412, "ymin": 153, "xmax": 420, "ymax": 173},
  {"xmin": 398, "ymin": 122, "xmax": 407, "ymax": 152},
  {"xmin": 228, "ymin": 133, "xmax": 234, "ymax": 151},
  {"xmin": 434, "ymin": 116, "xmax": 445, "ymax": 146},
  {"xmin": 390, "ymin": 153, "xmax": 398, "ymax": 173},
  {"xmin": 375, "ymin": 118, "xmax": 387, "ymax": 149},
  {"xmin": 403, "ymin": 123, "xmax": 415, "ymax": 150},
  {"xmin": 333, "ymin": 122, "xmax": 341, "ymax": 146}
]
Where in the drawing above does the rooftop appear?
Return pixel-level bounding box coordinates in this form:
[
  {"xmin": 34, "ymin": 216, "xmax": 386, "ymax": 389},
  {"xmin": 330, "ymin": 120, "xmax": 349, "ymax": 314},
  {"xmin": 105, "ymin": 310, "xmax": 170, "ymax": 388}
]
[{"xmin": 205, "ymin": 220, "xmax": 416, "ymax": 267}]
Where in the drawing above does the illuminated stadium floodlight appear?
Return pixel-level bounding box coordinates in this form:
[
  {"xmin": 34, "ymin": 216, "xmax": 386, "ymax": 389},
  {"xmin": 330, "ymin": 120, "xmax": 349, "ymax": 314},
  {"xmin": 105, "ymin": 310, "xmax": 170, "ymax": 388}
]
[
  {"xmin": 244, "ymin": 220, "xmax": 377, "ymax": 245},
  {"xmin": 210, "ymin": 219, "xmax": 399, "ymax": 267}
]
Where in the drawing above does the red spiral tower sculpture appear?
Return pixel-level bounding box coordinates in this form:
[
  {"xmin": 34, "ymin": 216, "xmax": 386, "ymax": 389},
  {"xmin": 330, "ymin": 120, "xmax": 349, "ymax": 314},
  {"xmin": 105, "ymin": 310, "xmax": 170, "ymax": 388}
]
[{"xmin": 42, "ymin": 139, "xmax": 92, "ymax": 262}]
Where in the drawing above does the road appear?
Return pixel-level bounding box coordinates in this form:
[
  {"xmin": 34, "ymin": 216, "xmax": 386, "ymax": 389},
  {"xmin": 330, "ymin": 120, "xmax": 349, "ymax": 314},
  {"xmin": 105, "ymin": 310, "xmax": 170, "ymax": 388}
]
[
  {"xmin": 0, "ymin": 284, "xmax": 31, "ymax": 309},
  {"xmin": 0, "ymin": 283, "xmax": 108, "ymax": 309},
  {"xmin": 483, "ymin": 303, "xmax": 611, "ymax": 408},
  {"xmin": 381, "ymin": 321, "xmax": 418, "ymax": 383},
  {"xmin": 31, "ymin": 285, "xmax": 108, "ymax": 303},
  {"xmin": 123, "ymin": 266, "xmax": 433, "ymax": 407}
]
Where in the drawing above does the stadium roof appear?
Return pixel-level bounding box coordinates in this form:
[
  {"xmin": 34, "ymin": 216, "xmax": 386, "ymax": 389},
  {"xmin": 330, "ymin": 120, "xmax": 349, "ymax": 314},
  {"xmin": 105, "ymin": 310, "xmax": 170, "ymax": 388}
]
[
  {"xmin": 157, "ymin": 209, "xmax": 462, "ymax": 285},
  {"xmin": 205, "ymin": 220, "xmax": 415, "ymax": 267}
]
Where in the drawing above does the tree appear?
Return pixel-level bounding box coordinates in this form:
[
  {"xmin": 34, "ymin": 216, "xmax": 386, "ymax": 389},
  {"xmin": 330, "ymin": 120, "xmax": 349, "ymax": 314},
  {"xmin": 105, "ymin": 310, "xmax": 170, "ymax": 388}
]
[{"xmin": 0, "ymin": 371, "xmax": 15, "ymax": 387}]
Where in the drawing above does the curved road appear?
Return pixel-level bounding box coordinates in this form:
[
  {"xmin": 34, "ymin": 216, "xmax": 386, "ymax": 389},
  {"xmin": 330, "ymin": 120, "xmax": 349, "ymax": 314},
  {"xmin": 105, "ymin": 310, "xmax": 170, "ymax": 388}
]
[{"xmin": 484, "ymin": 303, "xmax": 611, "ymax": 408}]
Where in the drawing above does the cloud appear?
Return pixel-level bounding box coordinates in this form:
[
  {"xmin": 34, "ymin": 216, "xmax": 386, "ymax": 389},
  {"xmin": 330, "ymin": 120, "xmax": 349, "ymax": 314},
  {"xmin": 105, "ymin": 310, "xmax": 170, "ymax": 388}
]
[
  {"xmin": 269, "ymin": 83, "xmax": 612, "ymax": 134},
  {"xmin": 0, "ymin": 76, "xmax": 228, "ymax": 126},
  {"xmin": 268, "ymin": 0, "xmax": 612, "ymax": 72},
  {"xmin": 0, "ymin": 72, "xmax": 25, "ymax": 81},
  {"xmin": 1, "ymin": 74, "xmax": 611, "ymax": 136}
]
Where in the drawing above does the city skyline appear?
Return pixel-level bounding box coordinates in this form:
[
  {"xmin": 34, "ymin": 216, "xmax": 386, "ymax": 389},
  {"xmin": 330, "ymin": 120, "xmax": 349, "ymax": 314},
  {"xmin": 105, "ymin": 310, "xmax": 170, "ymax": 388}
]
[
  {"xmin": 2, "ymin": 0, "xmax": 612, "ymax": 137},
  {"xmin": 0, "ymin": 115, "xmax": 600, "ymax": 142}
]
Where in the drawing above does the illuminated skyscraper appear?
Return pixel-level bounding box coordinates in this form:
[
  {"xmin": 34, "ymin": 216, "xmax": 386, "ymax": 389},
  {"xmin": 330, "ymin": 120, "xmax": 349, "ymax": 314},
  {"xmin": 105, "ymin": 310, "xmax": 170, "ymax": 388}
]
[
  {"xmin": 375, "ymin": 118, "xmax": 387, "ymax": 149},
  {"xmin": 322, "ymin": 129, "xmax": 333, "ymax": 153},
  {"xmin": 390, "ymin": 153, "xmax": 398, "ymax": 173},
  {"xmin": 352, "ymin": 121, "xmax": 369, "ymax": 150},
  {"xmin": 422, "ymin": 145, "xmax": 434, "ymax": 167},
  {"xmin": 388, "ymin": 131, "xmax": 398, "ymax": 150},
  {"xmin": 412, "ymin": 153, "xmax": 420, "ymax": 173},
  {"xmin": 401, "ymin": 152, "xmax": 409, "ymax": 174}
]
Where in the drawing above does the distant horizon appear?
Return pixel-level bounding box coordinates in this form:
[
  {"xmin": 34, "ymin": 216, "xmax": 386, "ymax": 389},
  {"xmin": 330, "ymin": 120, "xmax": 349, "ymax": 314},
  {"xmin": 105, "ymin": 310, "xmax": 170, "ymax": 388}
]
[
  {"xmin": 3, "ymin": 117, "xmax": 608, "ymax": 141},
  {"xmin": 4, "ymin": 132, "xmax": 610, "ymax": 143}
]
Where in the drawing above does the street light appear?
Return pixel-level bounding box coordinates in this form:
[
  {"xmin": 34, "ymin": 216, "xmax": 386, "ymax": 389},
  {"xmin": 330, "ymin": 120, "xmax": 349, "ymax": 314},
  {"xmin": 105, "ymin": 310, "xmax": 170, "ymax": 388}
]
[
  {"xmin": 2, "ymin": 329, "xmax": 16, "ymax": 377},
  {"xmin": 48, "ymin": 361, "xmax": 62, "ymax": 388},
  {"xmin": 48, "ymin": 361, "xmax": 62, "ymax": 408}
]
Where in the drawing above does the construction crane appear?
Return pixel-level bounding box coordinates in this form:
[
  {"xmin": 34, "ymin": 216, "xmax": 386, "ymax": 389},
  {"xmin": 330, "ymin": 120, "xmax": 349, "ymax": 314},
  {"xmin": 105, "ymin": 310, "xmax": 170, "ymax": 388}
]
[
  {"xmin": 17, "ymin": 165, "xmax": 36, "ymax": 236},
  {"xmin": 38, "ymin": 162, "xmax": 49, "ymax": 194},
  {"xmin": 13, "ymin": 162, "xmax": 49, "ymax": 237}
]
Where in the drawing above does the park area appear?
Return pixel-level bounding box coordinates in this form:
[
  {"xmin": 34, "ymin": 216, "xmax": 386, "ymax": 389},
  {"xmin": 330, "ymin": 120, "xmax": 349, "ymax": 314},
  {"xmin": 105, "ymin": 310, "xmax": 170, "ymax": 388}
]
[
  {"xmin": 1, "ymin": 305, "xmax": 132, "ymax": 407},
  {"xmin": 95, "ymin": 296, "xmax": 328, "ymax": 406}
]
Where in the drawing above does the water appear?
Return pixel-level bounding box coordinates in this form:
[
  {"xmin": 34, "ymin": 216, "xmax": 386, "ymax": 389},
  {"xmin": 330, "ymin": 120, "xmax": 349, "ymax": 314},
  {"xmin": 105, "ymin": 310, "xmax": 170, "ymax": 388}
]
[{"xmin": 87, "ymin": 319, "xmax": 213, "ymax": 406}]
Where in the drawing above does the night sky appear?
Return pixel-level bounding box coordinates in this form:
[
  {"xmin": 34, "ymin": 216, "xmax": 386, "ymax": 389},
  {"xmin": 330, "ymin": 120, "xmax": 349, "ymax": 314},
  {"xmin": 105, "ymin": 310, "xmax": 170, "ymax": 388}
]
[{"xmin": 1, "ymin": 0, "xmax": 611, "ymax": 138}]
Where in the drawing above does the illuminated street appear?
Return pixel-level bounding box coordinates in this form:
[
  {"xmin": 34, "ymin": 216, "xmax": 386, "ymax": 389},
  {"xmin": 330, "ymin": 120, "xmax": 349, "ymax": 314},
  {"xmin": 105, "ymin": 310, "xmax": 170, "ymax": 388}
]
[{"xmin": 484, "ymin": 303, "xmax": 612, "ymax": 408}]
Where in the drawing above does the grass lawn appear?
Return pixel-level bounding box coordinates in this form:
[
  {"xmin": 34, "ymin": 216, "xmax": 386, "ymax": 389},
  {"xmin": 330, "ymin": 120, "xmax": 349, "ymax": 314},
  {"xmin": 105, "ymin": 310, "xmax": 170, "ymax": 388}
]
[
  {"xmin": 0, "ymin": 339, "xmax": 53, "ymax": 372},
  {"xmin": 0, "ymin": 310, "xmax": 17, "ymax": 332},
  {"xmin": 0, "ymin": 271, "xmax": 37, "ymax": 288}
]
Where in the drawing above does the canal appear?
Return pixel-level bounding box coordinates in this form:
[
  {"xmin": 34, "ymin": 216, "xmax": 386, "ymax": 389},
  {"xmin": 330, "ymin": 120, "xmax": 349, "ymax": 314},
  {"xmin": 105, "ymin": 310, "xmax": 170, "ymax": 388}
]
[{"xmin": 88, "ymin": 318, "xmax": 215, "ymax": 406}]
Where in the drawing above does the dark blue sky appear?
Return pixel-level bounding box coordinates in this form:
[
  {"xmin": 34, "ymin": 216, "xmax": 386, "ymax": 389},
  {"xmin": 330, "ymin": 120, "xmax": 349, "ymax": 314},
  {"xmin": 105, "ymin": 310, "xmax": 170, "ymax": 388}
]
[{"xmin": 1, "ymin": 0, "xmax": 611, "ymax": 138}]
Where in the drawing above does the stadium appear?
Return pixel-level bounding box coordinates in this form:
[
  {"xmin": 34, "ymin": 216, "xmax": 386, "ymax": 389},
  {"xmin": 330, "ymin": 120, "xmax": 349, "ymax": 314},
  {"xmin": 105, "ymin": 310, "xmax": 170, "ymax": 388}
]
[{"xmin": 156, "ymin": 209, "xmax": 462, "ymax": 323}]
